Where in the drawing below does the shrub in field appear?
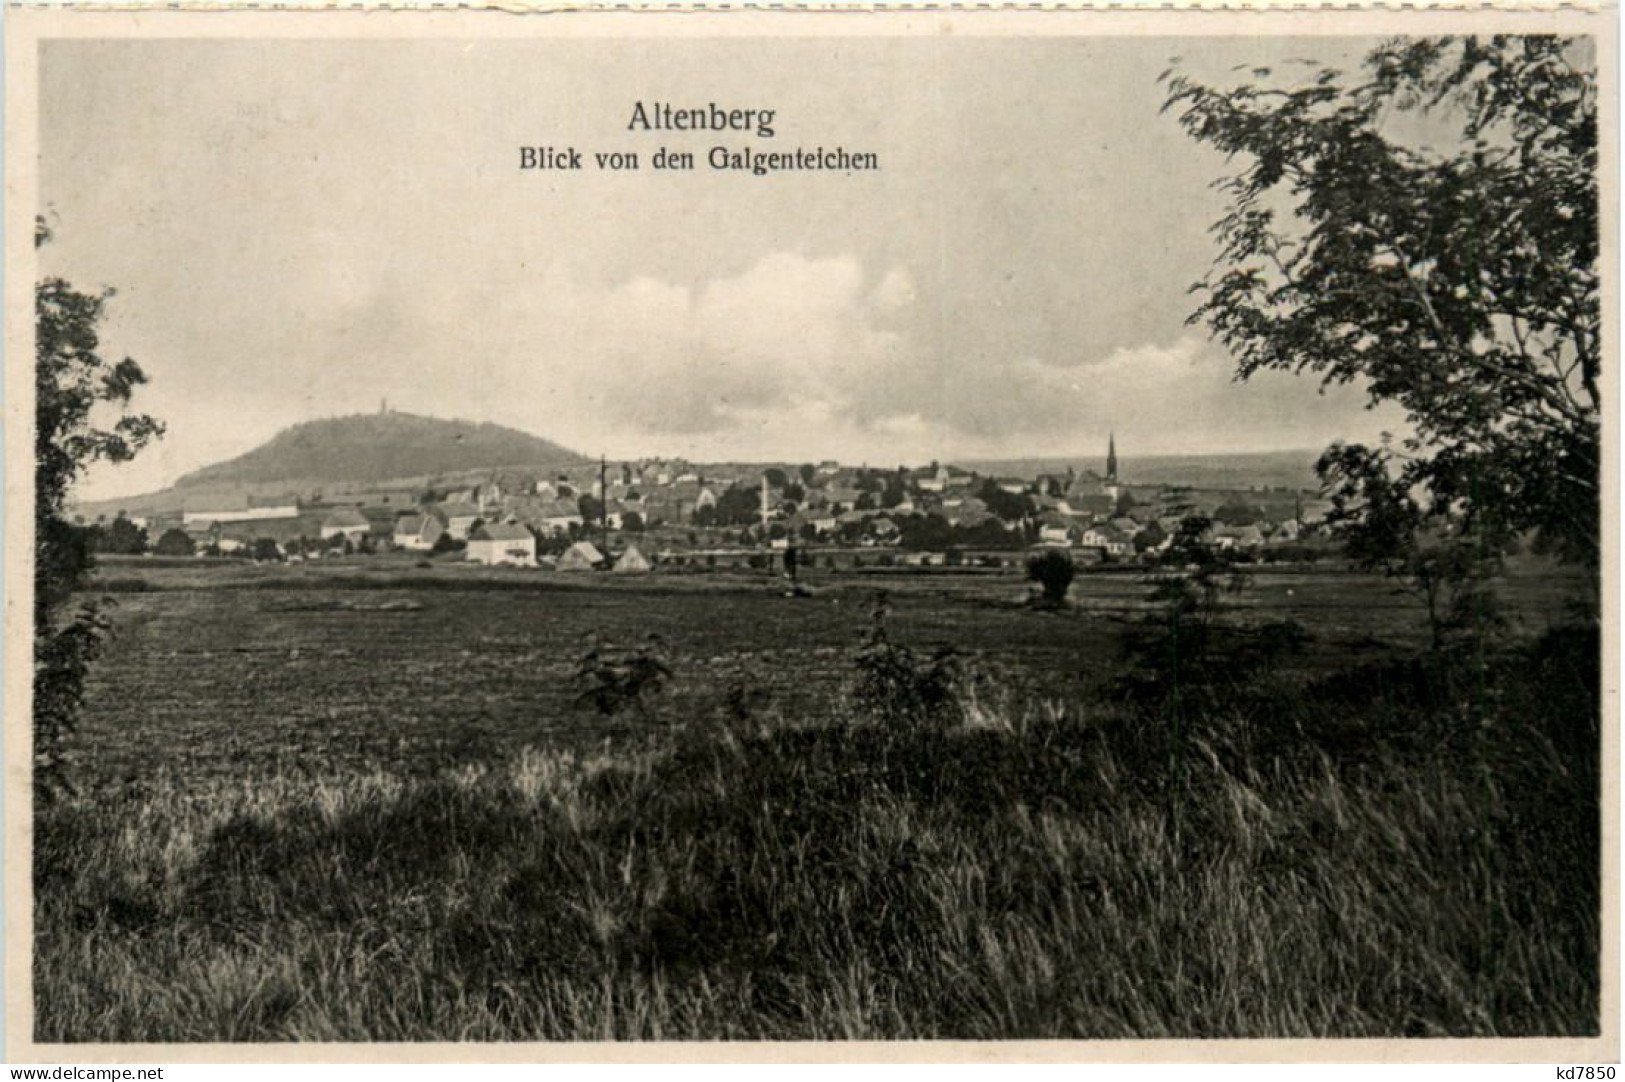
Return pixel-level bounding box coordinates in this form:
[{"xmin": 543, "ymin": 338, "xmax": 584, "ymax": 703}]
[
  {"xmin": 1025, "ymin": 549, "xmax": 1075, "ymax": 606},
  {"xmin": 722, "ymin": 670, "xmax": 776, "ymax": 729},
  {"xmin": 1114, "ymin": 516, "xmax": 1248, "ymax": 707},
  {"xmin": 572, "ymin": 633, "xmax": 673, "ymax": 719},
  {"xmin": 849, "ymin": 597, "xmax": 964, "ymax": 729},
  {"xmin": 152, "ymin": 528, "xmax": 194, "ymax": 557}
]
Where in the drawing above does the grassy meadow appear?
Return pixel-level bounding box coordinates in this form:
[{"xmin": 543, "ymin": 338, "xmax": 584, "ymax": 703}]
[{"xmin": 33, "ymin": 555, "xmax": 1601, "ymax": 1040}]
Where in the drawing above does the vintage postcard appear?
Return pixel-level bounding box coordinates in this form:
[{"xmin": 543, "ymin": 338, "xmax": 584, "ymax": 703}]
[{"xmin": 3, "ymin": 3, "xmax": 1617, "ymax": 1064}]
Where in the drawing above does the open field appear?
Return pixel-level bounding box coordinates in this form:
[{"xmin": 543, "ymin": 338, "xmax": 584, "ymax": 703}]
[
  {"xmin": 69, "ymin": 554, "xmax": 1582, "ymax": 786},
  {"xmin": 36, "ymin": 556, "xmax": 1600, "ymax": 1041}
]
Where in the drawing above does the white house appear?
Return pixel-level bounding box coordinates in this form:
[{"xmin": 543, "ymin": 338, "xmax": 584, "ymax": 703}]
[{"xmin": 467, "ymin": 522, "xmax": 535, "ymax": 566}]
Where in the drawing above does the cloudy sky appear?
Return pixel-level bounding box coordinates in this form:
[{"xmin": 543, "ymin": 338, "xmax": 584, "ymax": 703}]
[{"xmin": 41, "ymin": 34, "xmax": 1410, "ymax": 500}]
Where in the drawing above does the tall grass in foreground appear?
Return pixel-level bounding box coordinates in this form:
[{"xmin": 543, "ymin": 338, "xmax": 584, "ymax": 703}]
[{"xmin": 35, "ymin": 626, "xmax": 1598, "ymax": 1041}]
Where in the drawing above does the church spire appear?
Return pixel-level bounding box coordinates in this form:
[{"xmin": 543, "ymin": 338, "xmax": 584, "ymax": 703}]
[{"xmin": 1106, "ymin": 431, "xmax": 1118, "ymax": 483}]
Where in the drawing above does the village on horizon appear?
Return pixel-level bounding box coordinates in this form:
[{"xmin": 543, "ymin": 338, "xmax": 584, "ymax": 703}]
[{"xmin": 71, "ymin": 409, "xmax": 1338, "ymax": 574}]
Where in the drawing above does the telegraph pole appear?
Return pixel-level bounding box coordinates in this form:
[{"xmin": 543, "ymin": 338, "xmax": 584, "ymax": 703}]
[
  {"xmin": 600, "ymin": 454, "xmax": 610, "ymax": 559},
  {"xmin": 760, "ymin": 473, "xmax": 770, "ymax": 536}
]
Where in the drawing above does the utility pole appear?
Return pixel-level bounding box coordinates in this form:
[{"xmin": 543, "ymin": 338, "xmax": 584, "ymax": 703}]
[
  {"xmin": 600, "ymin": 454, "xmax": 610, "ymax": 560},
  {"xmin": 760, "ymin": 473, "xmax": 770, "ymax": 542}
]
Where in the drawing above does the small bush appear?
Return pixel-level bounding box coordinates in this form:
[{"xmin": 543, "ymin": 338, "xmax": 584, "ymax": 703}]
[
  {"xmin": 573, "ymin": 633, "xmax": 673, "ymax": 719},
  {"xmin": 152, "ymin": 528, "xmax": 195, "ymax": 558},
  {"xmin": 1026, "ymin": 549, "xmax": 1075, "ymax": 606},
  {"xmin": 849, "ymin": 597, "xmax": 963, "ymax": 728}
]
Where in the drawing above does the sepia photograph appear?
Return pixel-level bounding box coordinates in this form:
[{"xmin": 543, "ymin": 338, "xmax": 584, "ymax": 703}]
[{"xmin": 5, "ymin": 8, "xmax": 1614, "ymax": 1058}]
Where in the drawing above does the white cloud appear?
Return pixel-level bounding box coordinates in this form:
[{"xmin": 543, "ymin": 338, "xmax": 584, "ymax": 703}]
[{"xmin": 476, "ymin": 251, "xmax": 917, "ymax": 446}]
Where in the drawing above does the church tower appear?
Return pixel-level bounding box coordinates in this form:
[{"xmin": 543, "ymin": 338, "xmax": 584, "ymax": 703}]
[{"xmin": 1102, "ymin": 432, "xmax": 1121, "ymax": 503}]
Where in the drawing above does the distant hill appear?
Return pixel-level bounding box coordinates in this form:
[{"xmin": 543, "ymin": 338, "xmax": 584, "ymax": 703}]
[{"xmin": 172, "ymin": 412, "xmax": 584, "ymax": 489}]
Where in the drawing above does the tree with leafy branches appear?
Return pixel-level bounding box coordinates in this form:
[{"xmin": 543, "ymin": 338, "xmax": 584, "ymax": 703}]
[
  {"xmin": 1026, "ymin": 548, "xmax": 1076, "ymax": 607},
  {"xmin": 1165, "ymin": 36, "xmax": 1600, "ymax": 602},
  {"xmin": 35, "ymin": 216, "xmax": 164, "ymax": 798},
  {"xmin": 153, "ymin": 528, "xmax": 195, "ymax": 558},
  {"xmin": 97, "ymin": 513, "xmax": 148, "ymax": 556}
]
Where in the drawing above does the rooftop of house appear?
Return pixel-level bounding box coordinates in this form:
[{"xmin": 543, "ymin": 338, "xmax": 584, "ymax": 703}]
[
  {"xmin": 472, "ymin": 522, "xmax": 534, "ymax": 542},
  {"xmin": 322, "ymin": 508, "xmax": 369, "ymax": 528},
  {"xmin": 538, "ymin": 498, "xmax": 584, "ymax": 518}
]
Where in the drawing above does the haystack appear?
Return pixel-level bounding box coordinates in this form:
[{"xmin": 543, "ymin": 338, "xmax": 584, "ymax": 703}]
[
  {"xmin": 613, "ymin": 544, "xmax": 653, "ymax": 574},
  {"xmin": 557, "ymin": 540, "xmax": 605, "ymax": 572}
]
